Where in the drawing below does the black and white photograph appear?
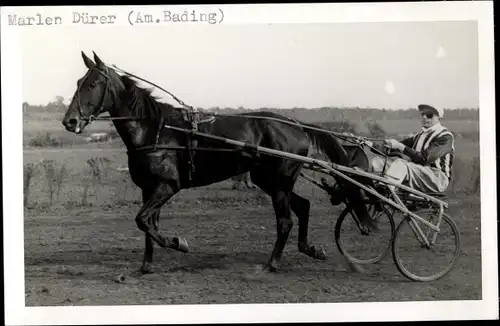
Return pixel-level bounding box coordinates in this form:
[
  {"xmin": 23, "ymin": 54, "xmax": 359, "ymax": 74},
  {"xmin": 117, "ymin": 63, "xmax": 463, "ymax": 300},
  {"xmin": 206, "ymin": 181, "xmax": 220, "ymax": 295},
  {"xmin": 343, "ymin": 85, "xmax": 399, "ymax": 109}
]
[{"xmin": 2, "ymin": 2, "xmax": 497, "ymax": 324}]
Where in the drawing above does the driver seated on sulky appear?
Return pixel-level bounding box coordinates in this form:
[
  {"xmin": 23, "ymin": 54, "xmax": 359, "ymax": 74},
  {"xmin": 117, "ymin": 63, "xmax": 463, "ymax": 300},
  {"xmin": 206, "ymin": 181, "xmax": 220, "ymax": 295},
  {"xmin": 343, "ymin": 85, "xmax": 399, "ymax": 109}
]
[{"xmin": 367, "ymin": 104, "xmax": 455, "ymax": 194}]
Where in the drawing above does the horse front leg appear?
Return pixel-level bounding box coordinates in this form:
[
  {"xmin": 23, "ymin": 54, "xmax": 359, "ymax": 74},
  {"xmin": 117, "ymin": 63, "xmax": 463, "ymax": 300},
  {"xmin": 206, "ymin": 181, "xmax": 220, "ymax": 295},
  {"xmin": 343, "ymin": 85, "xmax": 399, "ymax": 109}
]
[{"xmin": 135, "ymin": 183, "xmax": 189, "ymax": 272}]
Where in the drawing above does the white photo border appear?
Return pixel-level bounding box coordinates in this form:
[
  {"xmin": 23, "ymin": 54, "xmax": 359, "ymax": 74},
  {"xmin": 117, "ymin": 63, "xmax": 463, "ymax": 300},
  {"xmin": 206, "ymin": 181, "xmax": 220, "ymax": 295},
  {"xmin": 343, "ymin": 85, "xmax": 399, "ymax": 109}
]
[{"xmin": 1, "ymin": 2, "xmax": 497, "ymax": 325}]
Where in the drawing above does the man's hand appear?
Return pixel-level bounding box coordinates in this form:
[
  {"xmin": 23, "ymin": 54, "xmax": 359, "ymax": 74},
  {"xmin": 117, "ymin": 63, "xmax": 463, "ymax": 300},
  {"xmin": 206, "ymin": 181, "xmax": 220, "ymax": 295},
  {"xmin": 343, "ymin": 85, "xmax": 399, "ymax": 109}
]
[
  {"xmin": 383, "ymin": 139, "xmax": 405, "ymax": 151},
  {"xmin": 363, "ymin": 140, "xmax": 374, "ymax": 147}
]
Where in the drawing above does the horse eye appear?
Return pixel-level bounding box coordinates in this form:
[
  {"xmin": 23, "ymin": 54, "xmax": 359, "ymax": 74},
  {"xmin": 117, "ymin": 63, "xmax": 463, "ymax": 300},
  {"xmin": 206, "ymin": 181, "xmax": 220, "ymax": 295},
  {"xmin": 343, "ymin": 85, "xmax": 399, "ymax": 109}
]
[{"xmin": 88, "ymin": 81, "xmax": 98, "ymax": 90}]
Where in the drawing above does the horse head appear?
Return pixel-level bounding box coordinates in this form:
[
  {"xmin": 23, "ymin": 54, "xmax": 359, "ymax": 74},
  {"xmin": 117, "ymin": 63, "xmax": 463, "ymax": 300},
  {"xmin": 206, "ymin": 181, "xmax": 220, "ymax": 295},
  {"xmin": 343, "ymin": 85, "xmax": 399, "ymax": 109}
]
[{"xmin": 62, "ymin": 51, "xmax": 123, "ymax": 134}]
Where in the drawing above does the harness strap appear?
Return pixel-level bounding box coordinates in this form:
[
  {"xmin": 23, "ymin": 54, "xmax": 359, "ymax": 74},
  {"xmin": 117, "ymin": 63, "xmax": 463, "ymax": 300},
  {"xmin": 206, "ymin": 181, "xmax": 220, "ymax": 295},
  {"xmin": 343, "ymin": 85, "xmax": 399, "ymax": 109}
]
[
  {"xmin": 153, "ymin": 116, "xmax": 165, "ymax": 152},
  {"xmin": 185, "ymin": 109, "xmax": 202, "ymax": 184},
  {"xmin": 111, "ymin": 64, "xmax": 194, "ymax": 111},
  {"xmin": 104, "ymin": 63, "xmax": 393, "ymax": 185}
]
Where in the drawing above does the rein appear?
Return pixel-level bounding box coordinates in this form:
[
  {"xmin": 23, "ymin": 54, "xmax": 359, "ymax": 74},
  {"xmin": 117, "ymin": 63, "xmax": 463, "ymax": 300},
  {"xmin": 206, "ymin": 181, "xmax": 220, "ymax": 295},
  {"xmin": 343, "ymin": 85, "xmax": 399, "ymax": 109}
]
[
  {"xmin": 111, "ymin": 64, "xmax": 195, "ymax": 111},
  {"xmin": 84, "ymin": 64, "xmax": 390, "ymax": 160}
]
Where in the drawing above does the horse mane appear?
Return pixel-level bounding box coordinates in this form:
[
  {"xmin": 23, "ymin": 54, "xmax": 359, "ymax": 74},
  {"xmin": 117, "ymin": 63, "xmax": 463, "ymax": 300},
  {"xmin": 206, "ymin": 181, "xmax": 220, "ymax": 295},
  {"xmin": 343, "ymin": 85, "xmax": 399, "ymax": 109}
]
[{"xmin": 120, "ymin": 75, "xmax": 185, "ymax": 122}]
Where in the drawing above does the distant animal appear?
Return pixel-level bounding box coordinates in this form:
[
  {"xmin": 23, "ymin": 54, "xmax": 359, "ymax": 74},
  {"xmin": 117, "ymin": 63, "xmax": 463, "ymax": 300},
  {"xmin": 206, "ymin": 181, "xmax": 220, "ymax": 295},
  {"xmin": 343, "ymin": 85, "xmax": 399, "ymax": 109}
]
[
  {"xmin": 84, "ymin": 132, "xmax": 110, "ymax": 143},
  {"xmin": 231, "ymin": 172, "xmax": 255, "ymax": 189},
  {"xmin": 61, "ymin": 51, "xmax": 376, "ymax": 275}
]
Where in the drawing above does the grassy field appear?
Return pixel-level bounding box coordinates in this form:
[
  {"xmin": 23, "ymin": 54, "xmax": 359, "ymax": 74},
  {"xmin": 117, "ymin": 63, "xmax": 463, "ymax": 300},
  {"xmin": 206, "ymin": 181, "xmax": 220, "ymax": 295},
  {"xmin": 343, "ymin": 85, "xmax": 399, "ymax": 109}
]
[{"xmin": 23, "ymin": 105, "xmax": 481, "ymax": 306}]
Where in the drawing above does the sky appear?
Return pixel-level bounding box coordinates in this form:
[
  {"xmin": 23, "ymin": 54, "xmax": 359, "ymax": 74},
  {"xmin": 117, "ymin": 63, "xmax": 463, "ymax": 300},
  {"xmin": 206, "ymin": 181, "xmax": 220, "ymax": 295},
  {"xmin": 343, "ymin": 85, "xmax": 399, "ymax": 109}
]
[{"xmin": 21, "ymin": 21, "xmax": 479, "ymax": 110}]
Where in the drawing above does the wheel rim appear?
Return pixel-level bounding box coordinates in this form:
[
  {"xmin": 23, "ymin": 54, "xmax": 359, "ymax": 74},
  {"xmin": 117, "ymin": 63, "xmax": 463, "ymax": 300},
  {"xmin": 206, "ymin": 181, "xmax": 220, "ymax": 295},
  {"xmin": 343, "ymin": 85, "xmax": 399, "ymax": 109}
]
[
  {"xmin": 392, "ymin": 213, "xmax": 461, "ymax": 282},
  {"xmin": 334, "ymin": 204, "xmax": 395, "ymax": 265}
]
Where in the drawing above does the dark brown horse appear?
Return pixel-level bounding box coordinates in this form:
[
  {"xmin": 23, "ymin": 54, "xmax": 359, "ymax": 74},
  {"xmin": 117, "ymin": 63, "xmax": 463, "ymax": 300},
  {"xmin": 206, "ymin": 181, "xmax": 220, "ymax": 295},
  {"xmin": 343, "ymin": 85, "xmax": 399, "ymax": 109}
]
[{"xmin": 62, "ymin": 51, "xmax": 378, "ymax": 274}]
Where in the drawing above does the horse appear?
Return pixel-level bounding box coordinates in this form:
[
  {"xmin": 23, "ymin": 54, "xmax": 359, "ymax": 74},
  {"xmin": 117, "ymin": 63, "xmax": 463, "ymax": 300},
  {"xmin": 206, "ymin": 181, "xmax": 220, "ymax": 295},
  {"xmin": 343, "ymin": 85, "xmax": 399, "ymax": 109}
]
[{"xmin": 61, "ymin": 51, "xmax": 378, "ymax": 274}]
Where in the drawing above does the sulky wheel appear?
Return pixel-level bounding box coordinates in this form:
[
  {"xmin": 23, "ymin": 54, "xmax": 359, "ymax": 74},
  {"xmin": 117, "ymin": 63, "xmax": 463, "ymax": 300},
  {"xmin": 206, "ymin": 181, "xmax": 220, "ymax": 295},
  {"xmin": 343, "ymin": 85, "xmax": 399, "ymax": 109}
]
[
  {"xmin": 334, "ymin": 203, "xmax": 395, "ymax": 265},
  {"xmin": 392, "ymin": 212, "xmax": 461, "ymax": 282}
]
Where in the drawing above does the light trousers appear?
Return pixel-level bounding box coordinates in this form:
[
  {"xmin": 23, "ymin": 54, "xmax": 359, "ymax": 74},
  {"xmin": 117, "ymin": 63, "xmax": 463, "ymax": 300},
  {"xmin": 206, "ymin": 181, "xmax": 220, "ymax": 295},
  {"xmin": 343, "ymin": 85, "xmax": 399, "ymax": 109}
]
[{"xmin": 372, "ymin": 157, "xmax": 449, "ymax": 193}]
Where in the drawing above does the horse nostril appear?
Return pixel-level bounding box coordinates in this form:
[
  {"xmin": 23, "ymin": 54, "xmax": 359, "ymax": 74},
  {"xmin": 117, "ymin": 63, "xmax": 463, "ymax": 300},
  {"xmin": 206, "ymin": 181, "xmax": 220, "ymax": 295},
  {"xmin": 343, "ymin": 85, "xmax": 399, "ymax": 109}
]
[{"xmin": 68, "ymin": 119, "xmax": 78, "ymax": 127}]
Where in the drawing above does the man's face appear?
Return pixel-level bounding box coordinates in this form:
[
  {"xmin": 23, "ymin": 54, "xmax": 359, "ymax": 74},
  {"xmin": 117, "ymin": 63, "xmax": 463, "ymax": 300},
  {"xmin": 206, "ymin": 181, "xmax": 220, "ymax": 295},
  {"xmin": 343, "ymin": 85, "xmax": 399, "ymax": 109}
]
[{"xmin": 420, "ymin": 111, "xmax": 440, "ymax": 128}]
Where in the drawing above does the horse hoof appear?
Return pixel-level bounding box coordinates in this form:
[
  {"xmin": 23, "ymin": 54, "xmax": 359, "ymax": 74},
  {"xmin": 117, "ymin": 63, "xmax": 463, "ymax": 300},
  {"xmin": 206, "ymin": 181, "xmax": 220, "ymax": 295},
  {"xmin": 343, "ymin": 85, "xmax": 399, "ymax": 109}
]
[
  {"xmin": 299, "ymin": 245, "xmax": 327, "ymax": 260},
  {"xmin": 315, "ymin": 248, "xmax": 327, "ymax": 261},
  {"xmin": 173, "ymin": 236, "xmax": 189, "ymax": 253},
  {"xmin": 264, "ymin": 263, "xmax": 278, "ymax": 273},
  {"xmin": 140, "ymin": 265, "xmax": 154, "ymax": 275}
]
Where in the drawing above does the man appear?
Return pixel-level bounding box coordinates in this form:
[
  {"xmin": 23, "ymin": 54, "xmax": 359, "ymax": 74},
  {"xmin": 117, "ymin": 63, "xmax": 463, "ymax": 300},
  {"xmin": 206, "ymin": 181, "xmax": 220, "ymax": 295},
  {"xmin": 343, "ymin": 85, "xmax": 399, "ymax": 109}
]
[{"xmin": 369, "ymin": 104, "xmax": 455, "ymax": 194}]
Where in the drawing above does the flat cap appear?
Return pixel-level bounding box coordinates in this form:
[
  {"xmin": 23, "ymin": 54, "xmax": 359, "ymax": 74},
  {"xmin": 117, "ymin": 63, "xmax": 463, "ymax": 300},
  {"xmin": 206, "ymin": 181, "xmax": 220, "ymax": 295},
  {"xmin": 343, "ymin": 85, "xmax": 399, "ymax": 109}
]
[{"xmin": 418, "ymin": 104, "xmax": 444, "ymax": 118}]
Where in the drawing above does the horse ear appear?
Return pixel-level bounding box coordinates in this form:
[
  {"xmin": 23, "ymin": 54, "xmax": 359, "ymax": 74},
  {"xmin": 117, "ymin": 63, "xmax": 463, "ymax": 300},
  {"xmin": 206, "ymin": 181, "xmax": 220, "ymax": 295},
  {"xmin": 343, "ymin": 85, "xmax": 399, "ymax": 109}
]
[
  {"xmin": 93, "ymin": 51, "xmax": 105, "ymax": 69},
  {"xmin": 81, "ymin": 51, "xmax": 96, "ymax": 69}
]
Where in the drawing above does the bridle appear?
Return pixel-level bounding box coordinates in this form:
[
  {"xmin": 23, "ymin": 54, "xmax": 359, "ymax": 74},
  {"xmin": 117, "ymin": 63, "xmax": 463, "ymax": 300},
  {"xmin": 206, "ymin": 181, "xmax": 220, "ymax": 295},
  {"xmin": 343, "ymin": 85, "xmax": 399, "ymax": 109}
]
[
  {"xmin": 74, "ymin": 67, "xmax": 113, "ymax": 124},
  {"xmin": 75, "ymin": 62, "xmax": 204, "ymax": 126},
  {"xmin": 71, "ymin": 65, "xmax": 202, "ymax": 154}
]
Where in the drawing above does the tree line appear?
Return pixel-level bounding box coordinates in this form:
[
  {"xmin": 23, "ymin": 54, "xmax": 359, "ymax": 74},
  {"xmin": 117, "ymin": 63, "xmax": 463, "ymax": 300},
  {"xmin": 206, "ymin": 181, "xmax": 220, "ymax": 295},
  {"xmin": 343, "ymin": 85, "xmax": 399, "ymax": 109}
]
[{"xmin": 24, "ymin": 96, "xmax": 479, "ymax": 123}]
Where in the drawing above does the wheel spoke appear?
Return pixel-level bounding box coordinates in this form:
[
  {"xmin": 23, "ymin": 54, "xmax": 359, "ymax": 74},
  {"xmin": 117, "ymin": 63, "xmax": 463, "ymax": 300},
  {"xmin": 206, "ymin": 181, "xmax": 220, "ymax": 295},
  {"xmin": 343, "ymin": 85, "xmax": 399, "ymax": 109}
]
[
  {"xmin": 334, "ymin": 204, "xmax": 395, "ymax": 265},
  {"xmin": 392, "ymin": 213, "xmax": 460, "ymax": 282}
]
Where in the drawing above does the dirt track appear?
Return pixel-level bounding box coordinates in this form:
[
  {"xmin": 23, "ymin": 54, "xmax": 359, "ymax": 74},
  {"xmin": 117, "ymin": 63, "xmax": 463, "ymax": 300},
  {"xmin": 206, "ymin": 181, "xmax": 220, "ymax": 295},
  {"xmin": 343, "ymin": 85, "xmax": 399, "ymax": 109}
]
[{"xmin": 24, "ymin": 180, "xmax": 482, "ymax": 306}]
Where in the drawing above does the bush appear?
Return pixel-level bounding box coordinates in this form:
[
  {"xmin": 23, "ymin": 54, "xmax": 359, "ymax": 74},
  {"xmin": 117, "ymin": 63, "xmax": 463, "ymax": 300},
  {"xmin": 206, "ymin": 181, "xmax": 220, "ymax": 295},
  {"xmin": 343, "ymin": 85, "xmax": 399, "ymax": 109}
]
[
  {"xmin": 24, "ymin": 159, "xmax": 67, "ymax": 208},
  {"xmin": 450, "ymin": 156, "xmax": 480, "ymax": 195},
  {"xmin": 317, "ymin": 120, "xmax": 358, "ymax": 134},
  {"xmin": 29, "ymin": 132, "xmax": 63, "ymax": 147},
  {"xmin": 366, "ymin": 121, "xmax": 386, "ymax": 138}
]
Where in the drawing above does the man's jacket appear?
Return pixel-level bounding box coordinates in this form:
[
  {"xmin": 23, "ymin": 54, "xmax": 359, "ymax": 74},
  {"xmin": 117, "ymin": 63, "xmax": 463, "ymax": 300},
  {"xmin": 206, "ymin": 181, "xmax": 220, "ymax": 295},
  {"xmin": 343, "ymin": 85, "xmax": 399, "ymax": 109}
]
[{"xmin": 400, "ymin": 123, "xmax": 455, "ymax": 180}]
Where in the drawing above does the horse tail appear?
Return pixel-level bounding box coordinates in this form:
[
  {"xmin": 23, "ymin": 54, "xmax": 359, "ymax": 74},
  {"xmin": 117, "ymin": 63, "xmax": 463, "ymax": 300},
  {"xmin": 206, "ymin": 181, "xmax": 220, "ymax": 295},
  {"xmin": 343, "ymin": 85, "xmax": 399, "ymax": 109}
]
[
  {"xmin": 301, "ymin": 123, "xmax": 376, "ymax": 228},
  {"xmin": 301, "ymin": 123, "xmax": 351, "ymax": 167}
]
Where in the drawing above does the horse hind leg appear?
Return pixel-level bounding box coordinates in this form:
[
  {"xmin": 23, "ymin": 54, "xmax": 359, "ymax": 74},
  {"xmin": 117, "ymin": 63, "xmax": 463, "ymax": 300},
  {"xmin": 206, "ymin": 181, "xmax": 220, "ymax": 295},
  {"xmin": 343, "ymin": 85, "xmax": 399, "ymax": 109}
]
[
  {"xmin": 265, "ymin": 190, "xmax": 294, "ymax": 272},
  {"xmin": 290, "ymin": 191, "xmax": 327, "ymax": 261},
  {"xmin": 249, "ymin": 168, "xmax": 297, "ymax": 272}
]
